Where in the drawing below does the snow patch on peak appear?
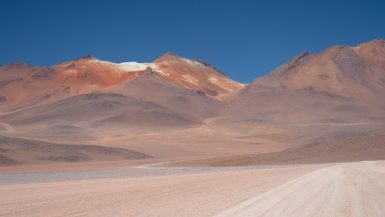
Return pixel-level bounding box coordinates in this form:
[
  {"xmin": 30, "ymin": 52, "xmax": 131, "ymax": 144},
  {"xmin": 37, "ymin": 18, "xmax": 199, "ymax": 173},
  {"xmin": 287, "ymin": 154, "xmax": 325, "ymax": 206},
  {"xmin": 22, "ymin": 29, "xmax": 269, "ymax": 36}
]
[
  {"xmin": 117, "ymin": 62, "xmax": 150, "ymax": 71},
  {"xmin": 97, "ymin": 60, "xmax": 156, "ymax": 72},
  {"xmin": 182, "ymin": 57, "xmax": 196, "ymax": 64}
]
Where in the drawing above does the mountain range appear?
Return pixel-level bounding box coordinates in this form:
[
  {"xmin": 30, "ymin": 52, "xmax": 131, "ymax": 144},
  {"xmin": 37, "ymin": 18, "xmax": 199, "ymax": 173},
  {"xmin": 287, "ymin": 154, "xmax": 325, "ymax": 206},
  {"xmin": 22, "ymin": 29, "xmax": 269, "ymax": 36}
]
[{"xmin": 0, "ymin": 39, "xmax": 384, "ymax": 166}]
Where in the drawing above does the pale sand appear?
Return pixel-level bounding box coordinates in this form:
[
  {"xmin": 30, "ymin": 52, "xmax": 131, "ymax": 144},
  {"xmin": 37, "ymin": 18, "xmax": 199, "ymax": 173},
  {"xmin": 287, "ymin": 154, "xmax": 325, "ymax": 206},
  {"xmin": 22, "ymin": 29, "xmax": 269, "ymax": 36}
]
[
  {"xmin": 215, "ymin": 161, "xmax": 385, "ymax": 217},
  {"xmin": 0, "ymin": 164, "xmax": 320, "ymax": 217},
  {"xmin": 1, "ymin": 161, "xmax": 384, "ymax": 217}
]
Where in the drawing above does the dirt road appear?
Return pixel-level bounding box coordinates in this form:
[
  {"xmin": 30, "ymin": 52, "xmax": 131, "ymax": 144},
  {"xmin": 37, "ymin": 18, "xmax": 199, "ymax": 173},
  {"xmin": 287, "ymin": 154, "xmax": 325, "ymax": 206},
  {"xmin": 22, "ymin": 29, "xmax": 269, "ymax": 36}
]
[{"xmin": 215, "ymin": 161, "xmax": 385, "ymax": 217}]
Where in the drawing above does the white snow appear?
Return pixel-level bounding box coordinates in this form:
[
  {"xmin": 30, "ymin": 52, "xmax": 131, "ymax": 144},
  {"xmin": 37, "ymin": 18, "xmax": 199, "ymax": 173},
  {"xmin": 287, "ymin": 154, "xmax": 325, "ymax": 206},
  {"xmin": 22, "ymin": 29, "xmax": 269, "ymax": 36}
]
[
  {"xmin": 182, "ymin": 57, "xmax": 202, "ymax": 66},
  {"xmin": 151, "ymin": 64, "xmax": 170, "ymax": 76},
  {"xmin": 98, "ymin": 60, "xmax": 156, "ymax": 72},
  {"xmin": 117, "ymin": 62, "xmax": 149, "ymax": 71},
  {"xmin": 93, "ymin": 60, "xmax": 168, "ymax": 77}
]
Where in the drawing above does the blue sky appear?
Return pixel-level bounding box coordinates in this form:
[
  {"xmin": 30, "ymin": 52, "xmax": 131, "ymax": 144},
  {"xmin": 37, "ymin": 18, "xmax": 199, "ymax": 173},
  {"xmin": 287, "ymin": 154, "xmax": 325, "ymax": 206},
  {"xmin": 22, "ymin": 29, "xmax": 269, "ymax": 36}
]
[{"xmin": 1, "ymin": 0, "xmax": 385, "ymax": 83}]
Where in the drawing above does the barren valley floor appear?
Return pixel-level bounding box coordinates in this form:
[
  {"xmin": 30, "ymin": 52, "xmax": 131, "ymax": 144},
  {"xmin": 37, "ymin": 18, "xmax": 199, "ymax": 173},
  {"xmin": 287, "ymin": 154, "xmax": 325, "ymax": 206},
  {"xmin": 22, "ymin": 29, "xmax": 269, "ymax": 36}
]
[{"xmin": 0, "ymin": 161, "xmax": 384, "ymax": 217}]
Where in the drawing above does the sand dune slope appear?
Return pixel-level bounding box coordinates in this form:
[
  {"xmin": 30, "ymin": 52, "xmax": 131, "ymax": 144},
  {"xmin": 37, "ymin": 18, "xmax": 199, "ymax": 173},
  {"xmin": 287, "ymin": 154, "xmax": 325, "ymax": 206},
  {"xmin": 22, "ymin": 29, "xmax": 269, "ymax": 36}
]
[{"xmin": 215, "ymin": 161, "xmax": 385, "ymax": 217}]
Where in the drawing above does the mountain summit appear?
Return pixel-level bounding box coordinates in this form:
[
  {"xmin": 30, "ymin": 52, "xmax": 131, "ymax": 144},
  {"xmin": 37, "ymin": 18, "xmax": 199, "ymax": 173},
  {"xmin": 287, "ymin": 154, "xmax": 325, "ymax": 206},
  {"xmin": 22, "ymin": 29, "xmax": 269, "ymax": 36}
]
[
  {"xmin": 0, "ymin": 53, "xmax": 244, "ymax": 111},
  {"xmin": 249, "ymin": 39, "xmax": 385, "ymax": 100}
]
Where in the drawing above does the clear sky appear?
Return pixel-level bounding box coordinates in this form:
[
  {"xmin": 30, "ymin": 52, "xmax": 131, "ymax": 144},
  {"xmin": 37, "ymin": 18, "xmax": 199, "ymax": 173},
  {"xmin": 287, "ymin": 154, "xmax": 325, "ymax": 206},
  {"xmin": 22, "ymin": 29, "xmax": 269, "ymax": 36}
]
[{"xmin": 1, "ymin": 0, "xmax": 385, "ymax": 83}]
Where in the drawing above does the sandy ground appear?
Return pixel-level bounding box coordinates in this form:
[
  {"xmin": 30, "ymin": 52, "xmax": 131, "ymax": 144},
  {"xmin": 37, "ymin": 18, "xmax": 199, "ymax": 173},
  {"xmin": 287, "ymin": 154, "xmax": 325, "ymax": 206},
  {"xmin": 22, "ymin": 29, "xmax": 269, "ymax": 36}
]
[
  {"xmin": 0, "ymin": 163, "xmax": 321, "ymax": 217},
  {"xmin": 215, "ymin": 161, "xmax": 385, "ymax": 217},
  {"xmin": 1, "ymin": 161, "xmax": 384, "ymax": 217}
]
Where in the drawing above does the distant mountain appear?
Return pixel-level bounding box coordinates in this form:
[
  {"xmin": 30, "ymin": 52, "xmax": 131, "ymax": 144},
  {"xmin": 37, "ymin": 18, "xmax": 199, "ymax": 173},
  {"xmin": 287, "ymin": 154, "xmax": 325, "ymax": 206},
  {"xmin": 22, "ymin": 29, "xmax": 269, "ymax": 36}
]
[
  {"xmin": 248, "ymin": 39, "xmax": 385, "ymax": 100},
  {"xmin": 0, "ymin": 53, "xmax": 243, "ymax": 112},
  {"xmin": 218, "ymin": 39, "xmax": 385, "ymax": 126},
  {"xmin": 1, "ymin": 39, "xmax": 385, "ymax": 127}
]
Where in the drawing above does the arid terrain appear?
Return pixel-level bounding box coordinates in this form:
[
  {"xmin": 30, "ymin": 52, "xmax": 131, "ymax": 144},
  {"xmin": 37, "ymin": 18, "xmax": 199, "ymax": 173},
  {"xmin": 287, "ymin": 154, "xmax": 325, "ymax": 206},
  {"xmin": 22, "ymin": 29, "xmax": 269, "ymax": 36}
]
[{"xmin": 0, "ymin": 39, "xmax": 385, "ymax": 216}]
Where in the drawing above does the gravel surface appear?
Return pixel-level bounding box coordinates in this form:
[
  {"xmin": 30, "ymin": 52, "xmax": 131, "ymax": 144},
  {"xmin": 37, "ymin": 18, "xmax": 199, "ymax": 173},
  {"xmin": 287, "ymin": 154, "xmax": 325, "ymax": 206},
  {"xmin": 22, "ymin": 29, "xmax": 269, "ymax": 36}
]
[{"xmin": 0, "ymin": 163, "xmax": 302, "ymax": 184}]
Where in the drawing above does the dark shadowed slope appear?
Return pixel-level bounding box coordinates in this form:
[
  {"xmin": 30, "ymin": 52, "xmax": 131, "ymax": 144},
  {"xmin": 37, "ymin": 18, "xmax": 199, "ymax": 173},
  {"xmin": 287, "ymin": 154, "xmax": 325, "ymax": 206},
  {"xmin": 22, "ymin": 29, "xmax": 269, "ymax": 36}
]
[
  {"xmin": 108, "ymin": 67, "xmax": 225, "ymax": 120},
  {"xmin": 0, "ymin": 92, "xmax": 199, "ymax": 131},
  {"xmin": 0, "ymin": 135, "xmax": 151, "ymax": 166},
  {"xmin": 191, "ymin": 124, "xmax": 385, "ymax": 166}
]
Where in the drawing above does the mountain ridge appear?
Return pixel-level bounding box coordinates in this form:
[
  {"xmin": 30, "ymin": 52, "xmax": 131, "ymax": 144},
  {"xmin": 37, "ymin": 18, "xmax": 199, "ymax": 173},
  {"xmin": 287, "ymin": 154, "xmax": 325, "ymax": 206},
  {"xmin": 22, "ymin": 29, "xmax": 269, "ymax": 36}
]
[
  {"xmin": 246, "ymin": 39, "xmax": 385, "ymax": 100},
  {"xmin": 0, "ymin": 39, "xmax": 385, "ymax": 166}
]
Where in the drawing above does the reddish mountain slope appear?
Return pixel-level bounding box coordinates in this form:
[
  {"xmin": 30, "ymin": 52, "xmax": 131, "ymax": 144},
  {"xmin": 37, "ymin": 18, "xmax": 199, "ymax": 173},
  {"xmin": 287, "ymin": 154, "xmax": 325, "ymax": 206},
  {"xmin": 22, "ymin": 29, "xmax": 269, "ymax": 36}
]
[
  {"xmin": 0, "ymin": 53, "xmax": 244, "ymax": 112},
  {"xmin": 248, "ymin": 39, "xmax": 385, "ymax": 100},
  {"xmin": 208, "ymin": 40, "xmax": 385, "ymax": 140},
  {"xmin": 153, "ymin": 52, "xmax": 244, "ymax": 96}
]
